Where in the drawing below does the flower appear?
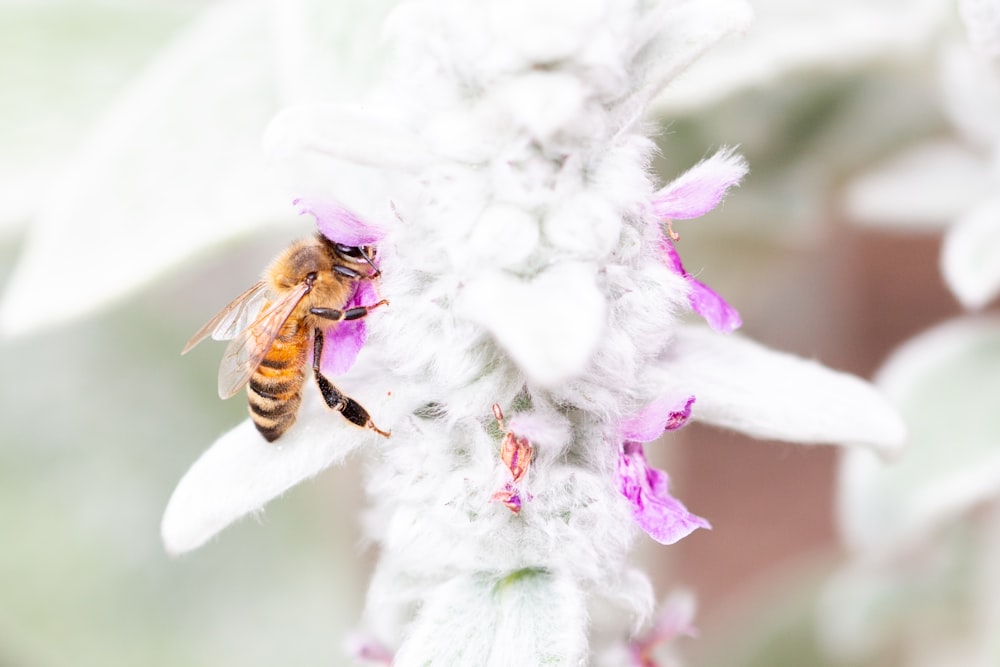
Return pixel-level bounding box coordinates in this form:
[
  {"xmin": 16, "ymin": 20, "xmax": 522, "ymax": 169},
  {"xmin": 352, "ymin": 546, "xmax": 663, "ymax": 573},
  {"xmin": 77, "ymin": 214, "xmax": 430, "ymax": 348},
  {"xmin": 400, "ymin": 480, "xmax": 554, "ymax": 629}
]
[
  {"xmin": 295, "ymin": 197, "xmax": 388, "ymax": 376},
  {"xmin": 162, "ymin": 0, "xmax": 905, "ymax": 663},
  {"xmin": 628, "ymin": 592, "xmax": 699, "ymax": 667},
  {"xmin": 346, "ymin": 632, "xmax": 394, "ymax": 666},
  {"xmin": 618, "ymin": 440, "xmax": 710, "ymax": 546},
  {"xmin": 617, "ymin": 395, "xmax": 710, "ymax": 545},
  {"xmin": 651, "ymin": 149, "xmax": 747, "ymax": 333},
  {"xmin": 488, "ymin": 404, "xmax": 535, "ymax": 514},
  {"xmin": 596, "ymin": 591, "xmax": 698, "ymax": 667}
]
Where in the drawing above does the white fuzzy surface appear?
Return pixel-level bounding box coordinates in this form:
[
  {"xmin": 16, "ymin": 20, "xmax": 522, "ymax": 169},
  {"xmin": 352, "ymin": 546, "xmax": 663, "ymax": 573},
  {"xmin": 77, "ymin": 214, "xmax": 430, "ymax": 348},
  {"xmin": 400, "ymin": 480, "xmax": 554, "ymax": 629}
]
[
  {"xmin": 161, "ymin": 0, "xmax": 896, "ymax": 662},
  {"xmin": 654, "ymin": 326, "xmax": 906, "ymax": 456},
  {"xmin": 338, "ymin": 1, "xmax": 744, "ymax": 659}
]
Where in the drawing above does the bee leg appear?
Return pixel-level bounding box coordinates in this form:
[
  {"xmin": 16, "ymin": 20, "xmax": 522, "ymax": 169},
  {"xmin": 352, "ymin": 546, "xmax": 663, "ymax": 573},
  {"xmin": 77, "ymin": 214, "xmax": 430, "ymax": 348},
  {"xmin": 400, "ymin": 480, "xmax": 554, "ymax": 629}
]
[
  {"xmin": 309, "ymin": 299, "xmax": 388, "ymax": 322},
  {"xmin": 311, "ymin": 328, "xmax": 391, "ymax": 438}
]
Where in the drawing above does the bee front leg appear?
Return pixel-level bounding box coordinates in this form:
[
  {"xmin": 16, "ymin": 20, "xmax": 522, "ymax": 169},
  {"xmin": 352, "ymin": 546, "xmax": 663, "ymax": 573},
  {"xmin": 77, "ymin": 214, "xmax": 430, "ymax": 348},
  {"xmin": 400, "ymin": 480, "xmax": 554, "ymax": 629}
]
[
  {"xmin": 309, "ymin": 299, "xmax": 388, "ymax": 322},
  {"xmin": 311, "ymin": 328, "xmax": 390, "ymax": 438}
]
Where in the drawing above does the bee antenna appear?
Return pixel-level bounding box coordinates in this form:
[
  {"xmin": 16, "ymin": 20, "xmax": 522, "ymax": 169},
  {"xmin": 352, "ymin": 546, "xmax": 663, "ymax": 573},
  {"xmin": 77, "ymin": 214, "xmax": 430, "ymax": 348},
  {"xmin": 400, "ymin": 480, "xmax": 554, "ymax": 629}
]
[{"xmin": 362, "ymin": 249, "xmax": 381, "ymax": 278}]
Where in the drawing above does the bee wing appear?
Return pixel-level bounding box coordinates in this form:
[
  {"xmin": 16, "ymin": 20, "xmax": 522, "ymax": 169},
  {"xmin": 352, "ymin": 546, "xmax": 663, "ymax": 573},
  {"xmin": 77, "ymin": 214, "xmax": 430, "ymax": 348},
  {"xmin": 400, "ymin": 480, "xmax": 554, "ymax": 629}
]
[
  {"xmin": 216, "ymin": 282, "xmax": 310, "ymax": 399},
  {"xmin": 182, "ymin": 282, "xmax": 270, "ymax": 354}
]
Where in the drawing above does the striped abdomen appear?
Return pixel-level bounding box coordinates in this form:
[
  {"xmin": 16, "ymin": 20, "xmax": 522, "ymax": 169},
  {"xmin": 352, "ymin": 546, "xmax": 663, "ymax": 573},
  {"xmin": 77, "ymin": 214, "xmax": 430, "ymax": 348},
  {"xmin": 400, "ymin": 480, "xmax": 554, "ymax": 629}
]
[{"xmin": 247, "ymin": 324, "xmax": 308, "ymax": 442}]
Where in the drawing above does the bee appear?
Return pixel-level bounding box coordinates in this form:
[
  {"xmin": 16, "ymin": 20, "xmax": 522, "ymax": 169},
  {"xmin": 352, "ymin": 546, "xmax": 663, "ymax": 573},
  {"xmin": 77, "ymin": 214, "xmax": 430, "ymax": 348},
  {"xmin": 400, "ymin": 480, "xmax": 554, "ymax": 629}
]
[{"xmin": 182, "ymin": 234, "xmax": 390, "ymax": 442}]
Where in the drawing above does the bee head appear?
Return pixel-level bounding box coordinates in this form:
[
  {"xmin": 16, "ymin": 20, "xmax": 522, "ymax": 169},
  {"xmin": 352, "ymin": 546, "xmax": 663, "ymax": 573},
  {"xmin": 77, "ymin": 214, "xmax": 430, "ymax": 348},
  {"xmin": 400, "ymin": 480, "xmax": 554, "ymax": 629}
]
[{"xmin": 332, "ymin": 243, "xmax": 380, "ymax": 278}]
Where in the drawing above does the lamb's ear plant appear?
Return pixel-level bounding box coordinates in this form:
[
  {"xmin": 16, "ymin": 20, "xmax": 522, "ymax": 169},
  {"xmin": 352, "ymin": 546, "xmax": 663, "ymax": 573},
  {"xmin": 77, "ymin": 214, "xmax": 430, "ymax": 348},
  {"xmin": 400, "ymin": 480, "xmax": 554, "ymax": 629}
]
[{"xmin": 162, "ymin": 1, "xmax": 905, "ymax": 663}]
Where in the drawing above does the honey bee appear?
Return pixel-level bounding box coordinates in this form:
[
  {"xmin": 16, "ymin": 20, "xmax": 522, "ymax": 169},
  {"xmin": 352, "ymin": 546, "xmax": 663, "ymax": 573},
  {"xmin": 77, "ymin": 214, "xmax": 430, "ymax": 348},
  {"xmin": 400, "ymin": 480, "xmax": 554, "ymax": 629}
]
[{"xmin": 182, "ymin": 234, "xmax": 390, "ymax": 442}]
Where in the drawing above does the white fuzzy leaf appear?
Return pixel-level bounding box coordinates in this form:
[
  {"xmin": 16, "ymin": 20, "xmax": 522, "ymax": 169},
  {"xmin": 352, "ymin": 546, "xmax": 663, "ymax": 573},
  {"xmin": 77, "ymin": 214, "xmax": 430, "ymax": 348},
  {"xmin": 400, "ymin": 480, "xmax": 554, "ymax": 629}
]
[
  {"xmin": 941, "ymin": 196, "xmax": 1000, "ymax": 309},
  {"xmin": 635, "ymin": 0, "xmax": 754, "ymax": 105},
  {"xmin": 464, "ymin": 204, "xmax": 540, "ymax": 269},
  {"xmin": 393, "ymin": 570, "xmax": 587, "ymax": 667},
  {"xmin": 490, "ymin": 71, "xmax": 586, "ymax": 141},
  {"xmin": 456, "ymin": 262, "xmax": 606, "ymax": 386},
  {"xmin": 837, "ymin": 317, "xmax": 1000, "ymax": 555},
  {"xmin": 844, "ymin": 140, "xmax": 994, "ymax": 231},
  {"xmin": 161, "ymin": 393, "xmax": 375, "ymax": 555},
  {"xmin": 485, "ymin": 0, "xmax": 607, "ymax": 64},
  {"xmin": 262, "ymin": 103, "xmax": 434, "ymax": 228},
  {"xmin": 656, "ymin": 325, "xmax": 906, "ymax": 455},
  {"xmin": 543, "ymin": 192, "xmax": 621, "ymax": 258},
  {"xmin": 263, "ymin": 103, "xmax": 429, "ymax": 170}
]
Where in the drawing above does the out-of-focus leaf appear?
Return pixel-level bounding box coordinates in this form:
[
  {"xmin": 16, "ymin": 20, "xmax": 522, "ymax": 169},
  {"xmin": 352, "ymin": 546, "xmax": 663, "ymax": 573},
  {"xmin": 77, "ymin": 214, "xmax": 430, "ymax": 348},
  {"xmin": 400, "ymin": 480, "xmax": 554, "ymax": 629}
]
[
  {"xmin": 941, "ymin": 197, "xmax": 1000, "ymax": 309},
  {"xmin": 0, "ymin": 0, "xmax": 397, "ymax": 337},
  {"xmin": 940, "ymin": 43, "xmax": 1000, "ymax": 150},
  {"xmin": 0, "ymin": 247, "xmax": 367, "ymax": 666},
  {"xmin": 845, "ymin": 141, "xmax": 993, "ymax": 231},
  {"xmin": 654, "ymin": 0, "xmax": 948, "ymax": 113},
  {"xmin": 0, "ymin": 1, "xmax": 196, "ymax": 232},
  {"xmin": 838, "ymin": 317, "xmax": 1000, "ymax": 555}
]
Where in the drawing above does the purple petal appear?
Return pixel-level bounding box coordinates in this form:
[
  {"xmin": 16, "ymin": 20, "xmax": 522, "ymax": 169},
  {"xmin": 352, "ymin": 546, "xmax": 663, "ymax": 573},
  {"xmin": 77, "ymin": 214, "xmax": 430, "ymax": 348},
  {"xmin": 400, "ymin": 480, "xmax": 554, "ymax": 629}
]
[
  {"xmin": 345, "ymin": 633, "xmax": 394, "ymax": 665},
  {"xmin": 491, "ymin": 483, "xmax": 524, "ymax": 514},
  {"xmin": 617, "ymin": 442, "xmax": 710, "ymax": 545},
  {"xmin": 651, "ymin": 148, "xmax": 748, "ymax": 220},
  {"xmin": 320, "ymin": 280, "xmax": 378, "ymax": 376},
  {"xmin": 294, "ymin": 196, "xmax": 386, "ymax": 246},
  {"xmin": 628, "ymin": 593, "xmax": 698, "ymax": 666},
  {"xmin": 687, "ymin": 277, "xmax": 742, "ymax": 333},
  {"xmin": 660, "ymin": 237, "xmax": 742, "ymax": 333},
  {"xmin": 659, "ymin": 234, "xmax": 686, "ymax": 274},
  {"xmin": 621, "ymin": 395, "xmax": 696, "ymax": 442}
]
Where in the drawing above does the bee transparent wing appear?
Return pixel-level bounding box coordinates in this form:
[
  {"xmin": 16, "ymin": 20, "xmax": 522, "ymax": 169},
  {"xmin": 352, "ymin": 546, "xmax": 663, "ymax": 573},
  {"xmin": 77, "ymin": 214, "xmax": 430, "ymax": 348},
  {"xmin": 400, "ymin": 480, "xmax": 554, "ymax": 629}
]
[
  {"xmin": 216, "ymin": 282, "xmax": 310, "ymax": 399},
  {"xmin": 210, "ymin": 283, "xmax": 274, "ymax": 342},
  {"xmin": 182, "ymin": 282, "xmax": 269, "ymax": 354}
]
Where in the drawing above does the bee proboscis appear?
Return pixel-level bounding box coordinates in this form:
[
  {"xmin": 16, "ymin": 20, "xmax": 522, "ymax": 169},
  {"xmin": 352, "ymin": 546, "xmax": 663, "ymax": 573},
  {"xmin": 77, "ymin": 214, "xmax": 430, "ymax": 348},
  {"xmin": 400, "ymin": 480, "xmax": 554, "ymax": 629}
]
[{"xmin": 183, "ymin": 234, "xmax": 390, "ymax": 442}]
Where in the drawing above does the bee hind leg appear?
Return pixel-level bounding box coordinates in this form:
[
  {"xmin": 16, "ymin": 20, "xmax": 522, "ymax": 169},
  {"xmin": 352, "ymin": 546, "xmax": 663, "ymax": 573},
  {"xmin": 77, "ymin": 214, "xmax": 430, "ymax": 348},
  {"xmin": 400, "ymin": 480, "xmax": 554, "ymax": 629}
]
[{"xmin": 311, "ymin": 328, "xmax": 390, "ymax": 437}]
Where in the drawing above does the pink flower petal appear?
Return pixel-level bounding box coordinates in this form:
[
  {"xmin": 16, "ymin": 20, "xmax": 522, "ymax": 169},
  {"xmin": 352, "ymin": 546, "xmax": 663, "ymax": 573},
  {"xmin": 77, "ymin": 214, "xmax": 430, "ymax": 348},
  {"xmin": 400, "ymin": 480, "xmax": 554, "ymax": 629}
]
[
  {"xmin": 500, "ymin": 430, "xmax": 533, "ymax": 484},
  {"xmin": 629, "ymin": 592, "xmax": 698, "ymax": 666},
  {"xmin": 618, "ymin": 442, "xmax": 710, "ymax": 545},
  {"xmin": 659, "ymin": 234, "xmax": 686, "ymax": 275},
  {"xmin": 294, "ymin": 196, "xmax": 386, "ymax": 246},
  {"xmin": 687, "ymin": 277, "xmax": 742, "ymax": 333},
  {"xmin": 489, "ymin": 404, "xmax": 536, "ymax": 514},
  {"xmin": 320, "ymin": 280, "xmax": 378, "ymax": 376},
  {"xmin": 660, "ymin": 238, "xmax": 741, "ymax": 333},
  {"xmin": 621, "ymin": 395, "xmax": 696, "ymax": 442},
  {"xmin": 345, "ymin": 632, "xmax": 394, "ymax": 665},
  {"xmin": 491, "ymin": 484, "xmax": 524, "ymax": 514},
  {"xmin": 651, "ymin": 148, "xmax": 747, "ymax": 220}
]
